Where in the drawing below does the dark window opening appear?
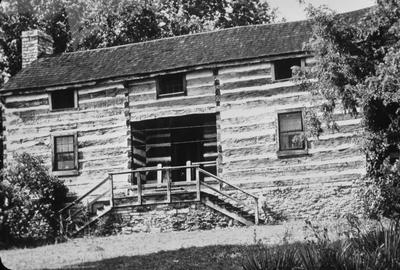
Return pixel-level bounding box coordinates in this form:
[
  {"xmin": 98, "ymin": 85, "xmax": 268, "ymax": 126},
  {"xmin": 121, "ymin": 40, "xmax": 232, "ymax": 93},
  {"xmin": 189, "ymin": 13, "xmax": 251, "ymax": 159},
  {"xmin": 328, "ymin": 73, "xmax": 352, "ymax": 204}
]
[
  {"xmin": 278, "ymin": 111, "xmax": 305, "ymax": 151},
  {"xmin": 157, "ymin": 73, "xmax": 185, "ymax": 97},
  {"xmin": 51, "ymin": 90, "xmax": 75, "ymax": 110},
  {"xmin": 274, "ymin": 58, "xmax": 301, "ymax": 80},
  {"xmin": 54, "ymin": 135, "xmax": 76, "ymax": 171}
]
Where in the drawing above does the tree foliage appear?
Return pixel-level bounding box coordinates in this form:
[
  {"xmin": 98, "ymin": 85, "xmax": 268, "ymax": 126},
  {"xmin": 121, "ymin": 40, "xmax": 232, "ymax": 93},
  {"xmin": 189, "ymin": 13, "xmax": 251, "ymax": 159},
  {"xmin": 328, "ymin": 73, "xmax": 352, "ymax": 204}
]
[
  {"xmin": 301, "ymin": 1, "xmax": 400, "ymax": 219},
  {"xmin": 0, "ymin": 0, "xmax": 72, "ymax": 87},
  {"xmin": 75, "ymin": 0, "xmax": 277, "ymax": 50},
  {"xmin": 0, "ymin": 153, "xmax": 68, "ymax": 245}
]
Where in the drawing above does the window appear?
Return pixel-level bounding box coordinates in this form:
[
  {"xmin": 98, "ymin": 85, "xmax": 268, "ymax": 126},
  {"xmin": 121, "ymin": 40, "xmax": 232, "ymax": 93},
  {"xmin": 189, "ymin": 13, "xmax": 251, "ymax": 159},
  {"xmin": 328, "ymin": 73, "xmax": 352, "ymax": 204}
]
[
  {"xmin": 273, "ymin": 58, "xmax": 302, "ymax": 81},
  {"xmin": 53, "ymin": 135, "xmax": 77, "ymax": 171},
  {"xmin": 157, "ymin": 73, "xmax": 186, "ymax": 97},
  {"xmin": 278, "ymin": 111, "xmax": 305, "ymax": 151},
  {"xmin": 50, "ymin": 90, "xmax": 75, "ymax": 110}
]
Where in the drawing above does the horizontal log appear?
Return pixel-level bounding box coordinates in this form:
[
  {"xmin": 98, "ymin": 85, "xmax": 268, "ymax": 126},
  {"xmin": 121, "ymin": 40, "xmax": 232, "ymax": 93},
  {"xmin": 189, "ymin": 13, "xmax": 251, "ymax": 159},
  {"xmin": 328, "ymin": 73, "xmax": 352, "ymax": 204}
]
[
  {"xmin": 79, "ymin": 87, "xmax": 124, "ymax": 101},
  {"xmin": 130, "ymin": 104, "xmax": 216, "ymax": 121},
  {"xmin": 129, "ymin": 92, "xmax": 155, "ymax": 103},
  {"xmin": 220, "ymin": 77, "xmax": 272, "ymax": 91},
  {"xmin": 79, "ymin": 97, "xmax": 125, "ymax": 110},
  {"xmin": 128, "ymin": 81, "xmax": 156, "ymax": 94},
  {"xmin": 6, "ymin": 97, "xmax": 49, "ymax": 109},
  {"xmin": 219, "ymin": 62, "xmax": 271, "ymax": 75},
  {"xmin": 222, "ymin": 147, "xmax": 364, "ymax": 172},
  {"xmin": 6, "ymin": 106, "xmax": 125, "ymax": 127},
  {"xmin": 218, "ymin": 67, "xmax": 271, "ymax": 83},
  {"xmin": 187, "ymin": 85, "xmax": 214, "ymax": 96},
  {"xmin": 186, "ymin": 70, "xmax": 213, "ymax": 80},
  {"xmin": 130, "ymin": 95, "xmax": 214, "ymax": 110},
  {"xmin": 221, "ymin": 84, "xmax": 300, "ymax": 102},
  {"xmin": 233, "ymin": 172, "xmax": 362, "ymax": 190}
]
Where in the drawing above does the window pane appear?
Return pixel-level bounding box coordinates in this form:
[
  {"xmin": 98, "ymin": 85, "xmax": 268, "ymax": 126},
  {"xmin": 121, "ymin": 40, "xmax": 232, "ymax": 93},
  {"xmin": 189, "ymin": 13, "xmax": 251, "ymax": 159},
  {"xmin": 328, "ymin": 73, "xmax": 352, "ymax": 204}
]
[
  {"xmin": 279, "ymin": 112, "xmax": 302, "ymax": 132},
  {"xmin": 55, "ymin": 136, "xmax": 74, "ymax": 152},
  {"xmin": 159, "ymin": 74, "xmax": 184, "ymax": 95},
  {"xmin": 52, "ymin": 90, "xmax": 75, "ymax": 110},
  {"xmin": 280, "ymin": 133, "xmax": 304, "ymax": 150},
  {"xmin": 274, "ymin": 58, "xmax": 301, "ymax": 80},
  {"xmin": 56, "ymin": 153, "xmax": 75, "ymax": 170},
  {"xmin": 54, "ymin": 135, "xmax": 75, "ymax": 170}
]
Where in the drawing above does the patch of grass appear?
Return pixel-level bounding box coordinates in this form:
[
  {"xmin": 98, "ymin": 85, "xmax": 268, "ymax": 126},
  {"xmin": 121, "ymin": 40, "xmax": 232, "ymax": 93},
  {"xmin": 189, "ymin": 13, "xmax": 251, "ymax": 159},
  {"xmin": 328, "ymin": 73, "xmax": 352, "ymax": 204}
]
[
  {"xmin": 45, "ymin": 245, "xmax": 260, "ymax": 270},
  {"xmin": 243, "ymin": 218, "xmax": 400, "ymax": 270}
]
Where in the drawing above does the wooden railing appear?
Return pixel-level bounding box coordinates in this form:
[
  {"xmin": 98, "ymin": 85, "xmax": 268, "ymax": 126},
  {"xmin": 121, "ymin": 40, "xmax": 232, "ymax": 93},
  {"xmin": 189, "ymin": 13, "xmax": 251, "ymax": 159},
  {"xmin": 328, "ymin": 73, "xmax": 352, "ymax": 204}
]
[
  {"xmin": 58, "ymin": 160, "xmax": 259, "ymax": 234},
  {"xmin": 198, "ymin": 168, "xmax": 259, "ymax": 225},
  {"xmin": 109, "ymin": 164, "xmax": 202, "ymax": 205},
  {"xmin": 58, "ymin": 175, "xmax": 114, "ymax": 235}
]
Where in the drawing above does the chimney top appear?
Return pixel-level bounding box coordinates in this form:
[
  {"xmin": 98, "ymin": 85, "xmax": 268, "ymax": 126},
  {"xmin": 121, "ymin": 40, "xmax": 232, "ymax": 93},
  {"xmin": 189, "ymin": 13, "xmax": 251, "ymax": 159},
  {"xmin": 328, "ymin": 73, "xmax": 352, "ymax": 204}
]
[{"xmin": 21, "ymin": 29, "xmax": 53, "ymax": 69}]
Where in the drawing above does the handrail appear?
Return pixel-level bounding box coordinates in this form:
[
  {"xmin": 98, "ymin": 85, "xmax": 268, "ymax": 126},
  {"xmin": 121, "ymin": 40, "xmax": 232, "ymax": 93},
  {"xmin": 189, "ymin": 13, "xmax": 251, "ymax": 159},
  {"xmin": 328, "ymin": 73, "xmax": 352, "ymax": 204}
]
[
  {"xmin": 198, "ymin": 168, "xmax": 258, "ymax": 200},
  {"xmin": 109, "ymin": 164, "xmax": 200, "ymax": 175},
  {"xmin": 59, "ymin": 175, "xmax": 111, "ymax": 213},
  {"xmin": 192, "ymin": 161, "xmax": 216, "ymax": 165}
]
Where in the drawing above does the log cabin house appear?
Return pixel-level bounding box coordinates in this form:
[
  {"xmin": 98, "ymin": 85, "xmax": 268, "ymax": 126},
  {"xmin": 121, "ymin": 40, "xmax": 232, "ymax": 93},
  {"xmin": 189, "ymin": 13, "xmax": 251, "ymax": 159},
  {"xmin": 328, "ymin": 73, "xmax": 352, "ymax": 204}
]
[{"xmin": 0, "ymin": 14, "xmax": 366, "ymax": 234}]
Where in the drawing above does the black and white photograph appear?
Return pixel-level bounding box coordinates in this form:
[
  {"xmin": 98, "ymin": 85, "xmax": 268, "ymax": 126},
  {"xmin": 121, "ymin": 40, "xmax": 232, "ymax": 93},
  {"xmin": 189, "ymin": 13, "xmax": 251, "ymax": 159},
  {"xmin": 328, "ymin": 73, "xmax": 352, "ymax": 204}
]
[{"xmin": 4, "ymin": 0, "xmax": 400, "ymax": 269}]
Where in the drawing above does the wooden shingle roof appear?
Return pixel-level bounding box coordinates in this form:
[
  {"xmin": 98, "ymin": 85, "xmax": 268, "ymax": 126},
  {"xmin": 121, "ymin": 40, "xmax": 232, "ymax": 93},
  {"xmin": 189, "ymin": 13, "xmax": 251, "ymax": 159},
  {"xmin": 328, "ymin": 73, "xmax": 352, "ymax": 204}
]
[{"xmin": 2, "ymin": 19, "xmax": 314, "ymax": 92}]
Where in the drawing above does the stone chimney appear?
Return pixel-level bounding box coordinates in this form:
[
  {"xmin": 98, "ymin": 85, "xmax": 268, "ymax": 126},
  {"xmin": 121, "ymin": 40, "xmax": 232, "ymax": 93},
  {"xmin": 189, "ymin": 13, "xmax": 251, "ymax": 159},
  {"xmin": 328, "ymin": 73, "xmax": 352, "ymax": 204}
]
[{"xmin": 21, "ymin": 30, "xmax": 53, "ymax": 69}]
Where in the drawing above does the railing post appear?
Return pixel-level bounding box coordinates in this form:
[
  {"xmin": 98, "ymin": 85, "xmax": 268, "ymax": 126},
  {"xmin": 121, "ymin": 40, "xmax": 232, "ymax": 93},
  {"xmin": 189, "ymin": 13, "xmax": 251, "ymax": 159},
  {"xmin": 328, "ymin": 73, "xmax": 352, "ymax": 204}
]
[
  {"xmin": 110, "ymin": 174, "xmax": 114, "ymax": 207},
  {"xmin": 136, "ymin": 172, "xmax": 142, "ymax": 205},
  {"xmin": 157, "ymin": 163, "xmax": 162, "ymax": 184},
  {"xmin": 59, "ymin": 213, "xmax": 64, "ymax": 236},
  {"xmin": 196, "ymin": 167, "xmax": 201, "ymax": 201},
  {"xmin": 166, "ymin": 178, "xmax": 171, "ymax": 203},
  {"xmin": 254, "ymin": 198, "xmax": 259, "ymax": 225},
  {"xmin": 186, "ymin": 160, "xmax": 191, "ymax": 182}
]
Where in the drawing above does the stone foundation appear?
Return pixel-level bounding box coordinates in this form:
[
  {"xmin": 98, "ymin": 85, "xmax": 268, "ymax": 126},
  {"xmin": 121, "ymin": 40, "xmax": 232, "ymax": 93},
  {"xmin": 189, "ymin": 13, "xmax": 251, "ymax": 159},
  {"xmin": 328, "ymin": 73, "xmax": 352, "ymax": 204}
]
[
  {"xmin": 257, "ymin": 182, "xmax": 365, "ymax": 221},
  {"xmin": 109, "ymin": 202, "xmax": 241, "ymax": 234}
]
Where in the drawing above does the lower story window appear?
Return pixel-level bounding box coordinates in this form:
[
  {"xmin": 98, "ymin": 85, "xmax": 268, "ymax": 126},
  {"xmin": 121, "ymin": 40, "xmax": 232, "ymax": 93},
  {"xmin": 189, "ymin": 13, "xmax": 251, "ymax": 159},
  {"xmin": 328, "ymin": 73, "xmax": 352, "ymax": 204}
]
[
  {"xmin": 278, "ymin": 111, "xmax": 305, "ymax": 151},
  {"xmin": 54, "ymin": 135, "xmax": 76, "ymax": 171}
]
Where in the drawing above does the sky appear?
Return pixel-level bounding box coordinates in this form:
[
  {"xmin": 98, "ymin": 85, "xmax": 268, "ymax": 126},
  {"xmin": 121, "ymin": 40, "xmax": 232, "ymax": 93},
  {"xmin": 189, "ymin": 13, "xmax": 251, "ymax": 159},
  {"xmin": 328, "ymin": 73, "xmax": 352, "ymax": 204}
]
[{"xmin": 268, "ymin": 0, "xmax": 376, "ymax": 21}]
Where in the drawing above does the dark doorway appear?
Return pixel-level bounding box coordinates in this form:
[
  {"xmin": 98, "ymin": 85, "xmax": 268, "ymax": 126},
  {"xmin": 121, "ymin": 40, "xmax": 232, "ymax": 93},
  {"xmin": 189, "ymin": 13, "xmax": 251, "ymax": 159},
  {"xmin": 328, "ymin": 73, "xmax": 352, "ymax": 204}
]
[
  {"xmin": 131, "ymin": 113, "xmax": 217, "ymax": 183},
  {"xmin": 171, "ymin": 125, "xmax": 203, "ymax": 181}
]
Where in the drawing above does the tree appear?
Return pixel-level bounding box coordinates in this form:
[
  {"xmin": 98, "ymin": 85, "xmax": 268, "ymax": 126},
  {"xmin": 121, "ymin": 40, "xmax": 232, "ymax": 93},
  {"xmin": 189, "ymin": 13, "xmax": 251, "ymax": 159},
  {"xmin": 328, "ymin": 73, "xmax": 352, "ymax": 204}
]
[
  {"xmin": 0, "ymin": 0, "xmax": 72, "ymax": 87},
  {"xmin": 300, "ymin": 1, "xmax": 400, "ymax": 219},
  {"xmin": 75, "ymin": 0, "xmax": 277, "ymax": 50}
]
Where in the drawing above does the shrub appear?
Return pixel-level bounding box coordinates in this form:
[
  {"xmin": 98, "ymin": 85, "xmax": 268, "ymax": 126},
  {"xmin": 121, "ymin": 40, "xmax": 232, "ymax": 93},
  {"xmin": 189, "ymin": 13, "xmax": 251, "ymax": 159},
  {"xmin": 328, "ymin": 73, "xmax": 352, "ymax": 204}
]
[
  {"xmin": 242, "ymin": 219, "xmax": 400, "ymax": 270},
  {"xmin": 0, "ymin": 153, "xmax": 68, "ymax": 246}
]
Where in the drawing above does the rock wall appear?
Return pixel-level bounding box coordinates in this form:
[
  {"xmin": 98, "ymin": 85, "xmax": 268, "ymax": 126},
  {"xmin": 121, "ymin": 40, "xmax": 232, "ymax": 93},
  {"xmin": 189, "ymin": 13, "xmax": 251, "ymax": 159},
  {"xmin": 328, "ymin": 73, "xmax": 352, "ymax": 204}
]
[{"xmin": 111, "ymin": 202, "xmax": 239, "ymax": 234}]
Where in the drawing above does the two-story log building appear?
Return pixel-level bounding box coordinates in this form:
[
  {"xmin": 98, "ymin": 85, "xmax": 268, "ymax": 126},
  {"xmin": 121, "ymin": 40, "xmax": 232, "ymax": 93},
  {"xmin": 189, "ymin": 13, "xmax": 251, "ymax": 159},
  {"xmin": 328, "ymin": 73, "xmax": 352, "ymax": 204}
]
[{"xmin": 0, "ymin": 15, "xmax": 366, "ymax": 233}]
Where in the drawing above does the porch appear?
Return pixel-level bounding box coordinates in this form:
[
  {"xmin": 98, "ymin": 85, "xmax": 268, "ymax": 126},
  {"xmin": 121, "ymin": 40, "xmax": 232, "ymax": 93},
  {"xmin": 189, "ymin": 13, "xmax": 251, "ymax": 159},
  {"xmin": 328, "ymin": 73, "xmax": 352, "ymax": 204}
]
[{"xmin": 59, "ymin": 164, "xmax": 261, "ymax": 236}]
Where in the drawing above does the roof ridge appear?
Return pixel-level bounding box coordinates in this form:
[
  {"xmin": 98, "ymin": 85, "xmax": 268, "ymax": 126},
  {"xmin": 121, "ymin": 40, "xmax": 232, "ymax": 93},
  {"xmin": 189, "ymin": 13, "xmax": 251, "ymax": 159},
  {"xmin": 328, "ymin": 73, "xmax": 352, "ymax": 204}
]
[{"xmin": 63, "ymin": 19, "xmax": 309, "ymax": 55}]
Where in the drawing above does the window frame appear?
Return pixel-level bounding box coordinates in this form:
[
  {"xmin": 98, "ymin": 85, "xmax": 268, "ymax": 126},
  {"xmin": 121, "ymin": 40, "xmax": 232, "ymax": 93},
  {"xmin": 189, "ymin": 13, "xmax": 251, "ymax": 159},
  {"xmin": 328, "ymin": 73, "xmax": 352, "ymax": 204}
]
[
  {"xmin": 48, "ymin": 89, "xmax": 78, "ymax": 111},
  {"xmin": 276, "ymin": 108, "xmax": 308, "ymax": 158},
  {"xmin": 51, "ymin": 132, "xmax": 79, "ymax": 176},
  {"xmin": 271, "ymin": 58, "xmax": 305, "ymax": 82},
  {"xmin": 156, "ymin": 73, "xmax": 187, "ymax": 98}
]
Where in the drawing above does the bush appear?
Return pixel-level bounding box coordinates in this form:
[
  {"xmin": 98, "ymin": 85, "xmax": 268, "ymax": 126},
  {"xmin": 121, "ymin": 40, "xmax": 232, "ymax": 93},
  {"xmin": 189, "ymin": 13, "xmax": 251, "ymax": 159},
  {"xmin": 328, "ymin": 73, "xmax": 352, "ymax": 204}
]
[
  {"xmin": 242, "ymin": 219, "xmax": 400, "ymax": 270},
  {"xmin": 0, "ymin": 153, "xmax": 68, "ymax": 246}
]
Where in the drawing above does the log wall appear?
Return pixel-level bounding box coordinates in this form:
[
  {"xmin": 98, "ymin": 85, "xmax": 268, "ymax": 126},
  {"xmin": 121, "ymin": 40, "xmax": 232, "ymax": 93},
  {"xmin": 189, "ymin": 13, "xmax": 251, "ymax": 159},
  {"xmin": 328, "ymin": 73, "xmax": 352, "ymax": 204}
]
[
  {"xmin": 3, "ymin": 84, "xmax": 130, "ymax": 195},
  {"xmin": 127, "ymin": 70, "xmax": 217, "ymax": 121},
  {"xmin": 2, "ymin": 56, "xmax": 366, "ymax": 219},
  {"xmin": 216, "ymin": 59, "xmax": 366, "ymax": 219}
]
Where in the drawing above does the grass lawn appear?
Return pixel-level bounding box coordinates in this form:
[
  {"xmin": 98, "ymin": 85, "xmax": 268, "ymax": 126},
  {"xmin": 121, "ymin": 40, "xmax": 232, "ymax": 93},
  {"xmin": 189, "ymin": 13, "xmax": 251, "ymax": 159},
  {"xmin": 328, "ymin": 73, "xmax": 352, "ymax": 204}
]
[
  {"xmin": 46, "ymin": 245, "xmax": 257, "ymax": 270},
  {"xmin": 2, "ymin": 221, "xmax": 350, "ymax": 269}
]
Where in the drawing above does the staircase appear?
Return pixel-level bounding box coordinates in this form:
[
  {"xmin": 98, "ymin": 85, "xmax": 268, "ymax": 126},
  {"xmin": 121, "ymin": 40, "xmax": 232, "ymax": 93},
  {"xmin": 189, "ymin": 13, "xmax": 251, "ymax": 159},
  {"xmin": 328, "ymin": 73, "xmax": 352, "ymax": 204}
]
[{"xmin": 58, "ymin": 163, "xmax": 261, "ymax": 236}]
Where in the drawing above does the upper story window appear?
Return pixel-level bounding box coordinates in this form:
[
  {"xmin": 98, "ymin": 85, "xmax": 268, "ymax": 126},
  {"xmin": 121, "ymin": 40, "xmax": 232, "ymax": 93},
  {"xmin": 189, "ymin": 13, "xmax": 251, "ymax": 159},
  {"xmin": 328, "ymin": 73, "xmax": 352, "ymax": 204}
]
[
  {"xmin": 157, "ymin": 73, "xmax": 186, "ymax": 98},
  {"xmin": 50, "ymin": 90, "xmax": 76, "ymax": 110},
  {"xmin": 273, "ymin": 58, "xmax": 302, "ymax": 81},
  {"xmin": 278, "ymin": 111, "xmax": 305, "ymax": 151},
  {"xmin": 53, "ymin": 135, "xmax": 77, "ymax": 171}
]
